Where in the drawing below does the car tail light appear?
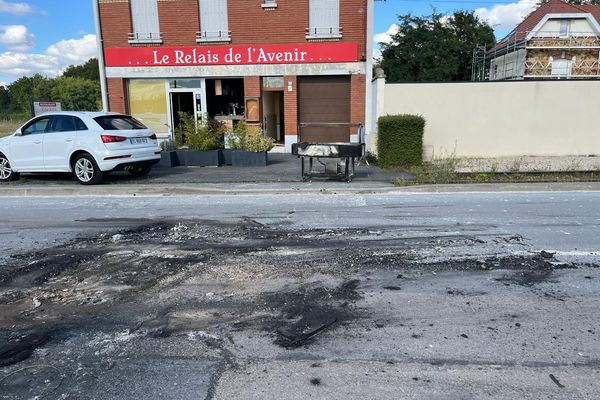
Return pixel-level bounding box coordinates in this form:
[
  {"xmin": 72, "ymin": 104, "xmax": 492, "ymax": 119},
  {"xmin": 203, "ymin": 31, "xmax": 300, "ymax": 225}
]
[
  {"xmin": 149, "ymin": 133, "xmax": 157, "ymax": 140},
  {"xmin": 101, "ymin": 135, "xmax": 127, "ymax": 143}
]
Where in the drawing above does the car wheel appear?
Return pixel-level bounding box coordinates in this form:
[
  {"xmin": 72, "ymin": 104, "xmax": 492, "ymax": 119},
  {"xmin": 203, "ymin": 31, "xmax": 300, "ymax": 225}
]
[
  {"xmin": 0, "ymin": 154, "xmax": 19, "ymax": 182},
  {"xmin": 128, "ymin": 165, "xmax": 152, "ymax": 177},
  {"xmin": 72, "ymin": 153, "xmax": 103, "ymax": 185}
]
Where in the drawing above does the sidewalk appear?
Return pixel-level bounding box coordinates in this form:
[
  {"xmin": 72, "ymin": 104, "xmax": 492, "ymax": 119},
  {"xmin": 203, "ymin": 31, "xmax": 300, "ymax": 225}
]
[{"xmin": 2, "ymin": 154, "xmax": 600, "ymax": 196}]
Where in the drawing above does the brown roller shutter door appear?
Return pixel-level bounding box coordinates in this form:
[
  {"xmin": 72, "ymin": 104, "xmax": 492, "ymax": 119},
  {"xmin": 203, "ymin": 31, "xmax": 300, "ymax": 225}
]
[{"xmin": 298, "ymin": 76, "xmax": 351, "ymax": 143}]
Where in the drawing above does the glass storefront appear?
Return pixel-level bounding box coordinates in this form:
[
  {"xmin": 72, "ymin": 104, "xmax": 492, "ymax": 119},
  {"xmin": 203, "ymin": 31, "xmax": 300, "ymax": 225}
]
[{"xmin": 128, "ymin": 79, "xmax": 169, "ymax": 135}]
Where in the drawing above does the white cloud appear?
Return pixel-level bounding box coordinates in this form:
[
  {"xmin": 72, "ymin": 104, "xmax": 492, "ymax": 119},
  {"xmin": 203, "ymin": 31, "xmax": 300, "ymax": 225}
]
[
  {"xmin": 0, "ymin": 0, "xmax": 32, "ymax": 15},
  {"xmin": 374, "ymin": 24, "xmax": 399, "ymax": 45},
  {"xmin": 46, "ymin": 34, "xmax": 98, "ymax": 63},
  {"xmin": 475, "ymin": 0, "xmax": 538, "ymax": 30},
  {"xmin": 0, "ymin": 34, "xmax": 98, "ymax": 81},
  {"xmin": 0, "ymin": 24, "xmax": 35, "ymax": 52}
]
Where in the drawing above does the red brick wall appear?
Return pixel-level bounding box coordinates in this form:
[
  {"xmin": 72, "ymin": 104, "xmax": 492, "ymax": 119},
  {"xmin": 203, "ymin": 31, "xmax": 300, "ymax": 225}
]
[
  {"xmin": 99, "ymin": 0, "xmax": 131, "ymax": 48},
  {"xmin": 99, "ymin": 0, "xmax": 368, "ymax": 54},
  {"xmin": 158, "ymin": 0, "xmax": 199, "ymax": 45},
  {"xmin": 243, "ymin": 76, "xmax": 261, "ymax": 97},
  {"xmin": 283, "ymin": 76, "xmax": 297, "ymax": 136},
  {"xmin": 350, "ymin": 74, "xmax": 366, "ymax": 130},
  {"xmin": 107, "ymin": 78, "xmax": 128, "ymax": 113}
]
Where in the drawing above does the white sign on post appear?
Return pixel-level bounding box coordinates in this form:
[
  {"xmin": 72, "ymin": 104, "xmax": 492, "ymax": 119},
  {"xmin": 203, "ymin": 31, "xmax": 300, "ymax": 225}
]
[{"xmin": 33, "ymin": 101, "xmax": 62, "ymax": 116}]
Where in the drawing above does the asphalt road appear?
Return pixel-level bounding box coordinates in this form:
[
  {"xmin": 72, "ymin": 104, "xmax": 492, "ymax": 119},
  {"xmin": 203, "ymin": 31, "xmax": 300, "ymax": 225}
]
[{"xmin": 0, "ymin": 190, "xmax": 599, "ymax": 399}]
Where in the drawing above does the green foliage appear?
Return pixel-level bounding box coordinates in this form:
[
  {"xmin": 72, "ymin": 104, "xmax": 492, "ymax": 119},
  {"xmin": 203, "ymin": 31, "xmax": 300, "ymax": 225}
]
[
  {"xmin": 410, "ymin": 157, "xmax": 459, "ymax": 184},
  {"xmin": 178, "ymin": 112, "xmax": 223, "ymax": 151},
  {"xmin": 377, "ymin": 115, "xmax": 425, "ymax": 167},
  {"xmin": 160, "ymin": 139, "xmax": 177, "ymax": 151},
  {"xmin": 380, "ymin": 11, "xmax": 496, "ymax": 82},
  {"xmin": 62, "ymin": 58, "xmax": 100, "ymax": 81},
  {"xmin": 365, "ymin": 151, "xmax": 378, "ymax": 165},
  {"xmin": 51, "ymin": 77, "xmax": 101, "ymax": 111},
  {"xmin": 1, "ymin": 59, "xmax": 101, "ymax": 119},
  {"xmin": 226, "ymin": 120, "xmax": 274, "ymax": 152}
]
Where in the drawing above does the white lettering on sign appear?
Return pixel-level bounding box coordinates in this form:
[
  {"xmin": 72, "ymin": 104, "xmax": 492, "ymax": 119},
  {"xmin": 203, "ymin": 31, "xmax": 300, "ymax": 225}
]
[
  {"xmin": 33, "ymin": 102, "xmax": 61, "ymax": 116},
  {"xmin": 104, "ymin": 43, "xmax": 358, "ymax": 68}
]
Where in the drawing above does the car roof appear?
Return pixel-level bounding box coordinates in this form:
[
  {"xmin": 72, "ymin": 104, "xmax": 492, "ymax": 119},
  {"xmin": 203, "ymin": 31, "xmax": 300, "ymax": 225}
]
[{"xmin": 36, "ymin": 111, "xmax": 128, "ymax": 118}]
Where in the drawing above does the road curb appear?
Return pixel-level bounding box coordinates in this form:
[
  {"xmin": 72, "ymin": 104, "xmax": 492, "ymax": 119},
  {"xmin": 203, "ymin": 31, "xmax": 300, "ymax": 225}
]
[{"xmin": 1, "ymin": 181, "xmax": 599, "ymax": 197}]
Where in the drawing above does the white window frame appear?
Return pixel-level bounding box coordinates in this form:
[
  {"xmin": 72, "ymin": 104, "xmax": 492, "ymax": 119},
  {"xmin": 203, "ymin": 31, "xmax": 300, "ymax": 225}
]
[
  {"xmin": 307, "ymin": 0, "xmax": 342, "ymax": 39},
  {"xmin": 559, "ymin": 20, "xmax": 570, "ymax": 38},
  {"xmin": 262, "ymin": 0, "xmax": 277, "ymax": 9},
  {"xmin": 551, "ymin": 58, "xmax": 571, "ymax": 78},
  {"xmin": 197, "ymin": 0, "xmax": 231, "ymax": 43},
  {"xmin": 129, "ymin": 0, "xmax": 162, "ymax": 44}
]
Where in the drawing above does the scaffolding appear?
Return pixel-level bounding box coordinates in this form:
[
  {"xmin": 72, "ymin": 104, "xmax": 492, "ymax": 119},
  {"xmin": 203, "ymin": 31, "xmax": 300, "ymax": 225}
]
[{"xmin": 473, "ymin": 30, "xmax": 600, "ymax": 81}]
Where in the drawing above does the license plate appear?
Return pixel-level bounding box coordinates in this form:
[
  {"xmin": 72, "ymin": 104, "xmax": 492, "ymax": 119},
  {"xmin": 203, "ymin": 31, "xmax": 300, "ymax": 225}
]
[{"xmin": 130, "ymin": 137, "xmax": 148, "ymax": 144}]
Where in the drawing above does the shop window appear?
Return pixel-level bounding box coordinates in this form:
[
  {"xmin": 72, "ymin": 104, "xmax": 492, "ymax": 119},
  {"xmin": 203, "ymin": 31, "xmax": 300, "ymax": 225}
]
[
  {"xmin": 128, "ymin": 79, "xmax": 169, "ymax": 135},
  {"xmin": 129, "ymin": 0, "xmax": 162, "ymax": 43},
  {"xmin": 198, "ymin": 0, "xmax": 230, "ymax": 42},
  {"xmin": 307, "ymin": 0, "xmax": 341, "ymax": 39}
]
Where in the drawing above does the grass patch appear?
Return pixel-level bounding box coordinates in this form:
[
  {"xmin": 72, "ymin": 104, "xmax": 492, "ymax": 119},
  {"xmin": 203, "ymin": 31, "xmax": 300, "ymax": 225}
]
[
  {"xmin": 0, "ymin": 119, "xmax": 24, "ymax": 137},
  {"xmin": 395, "ymin": 170, "xmax": 600, "ymax": 186}
]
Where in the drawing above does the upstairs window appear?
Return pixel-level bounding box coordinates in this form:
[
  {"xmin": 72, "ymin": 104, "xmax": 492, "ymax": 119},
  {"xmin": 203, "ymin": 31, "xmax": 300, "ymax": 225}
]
[
  {"xmin": 198, "ymin": 0, "xmax": 230, "ymax": 42},
  {"xmin": 559, "ymin": 20, "xmax": 569, "ymax": 37},
  {"xmin": 129, "ymin": 0, "xmax": 162, "ymax": 43},
  {"xmin": 262, "ymin": 0, "xmax": 277, "ymax": 9},
  {"xmin": 307, "ymin": 0, "xmax": 341, "ymax": 39},
  {"xmin": 551, "ymin": 58, "xmax": 571, "ymax": 78}
]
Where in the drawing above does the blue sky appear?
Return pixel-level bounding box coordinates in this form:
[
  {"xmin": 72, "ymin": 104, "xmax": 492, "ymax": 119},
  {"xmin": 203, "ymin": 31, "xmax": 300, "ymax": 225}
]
[{"xmin": 0, "ymin": 0, "xmax": 538, "ymax": 86}]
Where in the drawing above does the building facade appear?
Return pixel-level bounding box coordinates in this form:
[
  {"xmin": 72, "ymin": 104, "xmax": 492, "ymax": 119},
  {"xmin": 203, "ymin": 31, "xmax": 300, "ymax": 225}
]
[
  {"xmin": 94, "ymin": 0, "xmax": 373, "ymax": 152},
  {"xmin": 488, "ymin": 0, "xmax": 600, "ymax": 80}
]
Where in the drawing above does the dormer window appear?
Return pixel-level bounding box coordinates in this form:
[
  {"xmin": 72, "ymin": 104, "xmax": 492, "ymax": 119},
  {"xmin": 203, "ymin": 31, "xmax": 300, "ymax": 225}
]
[{"xmin": 559, "ymin": 20, "xmax": 569, "ymax": 37}]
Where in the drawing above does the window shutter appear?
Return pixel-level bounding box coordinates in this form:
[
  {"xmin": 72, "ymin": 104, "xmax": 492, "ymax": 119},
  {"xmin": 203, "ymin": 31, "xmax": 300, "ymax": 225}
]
[
  {"xmin": 130, "ymin": 0, "xmax": 160, "ymax": 37},
  {"xmin": 309, "ymin": 0, "xmax": 339, "ymax": 37},
  {"xmin": 199, "ymin": 0, "xmax": 229, "ymax": 40}
]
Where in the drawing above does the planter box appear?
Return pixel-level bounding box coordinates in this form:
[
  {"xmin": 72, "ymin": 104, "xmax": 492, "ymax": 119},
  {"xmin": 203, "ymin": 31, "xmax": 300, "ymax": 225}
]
[
  {"xmin": 231, "ymin": 151, "xmax": 268, "ymax": 167},
  {"xmin": 178, "ymin": 149, "xmax": 222, "ymax": 167},
  {"xmin": 222, "ymin": 149, "xmax": 233, "ymax": 165},
  {"xmin": 158, "ymin": 151, "xmax": 178, "ymax": 168}
]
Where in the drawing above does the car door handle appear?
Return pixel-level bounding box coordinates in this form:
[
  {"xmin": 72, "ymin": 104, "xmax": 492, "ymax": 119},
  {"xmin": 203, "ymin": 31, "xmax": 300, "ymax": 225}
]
[
  {"xmin": 34, "ymin": 140, "xmax": 42, "ymax": 145},
  {"xmin": 65, "ymin": 138, "xmax": 73, "ymax": 142}
]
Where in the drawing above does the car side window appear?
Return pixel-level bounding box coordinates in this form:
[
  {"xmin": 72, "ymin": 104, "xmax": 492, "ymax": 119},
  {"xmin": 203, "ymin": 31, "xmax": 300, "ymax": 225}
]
[
  {"xmin": 22, "ymin": 117, "xmax": 50, "ymax": 135},
  {"xmin": 74, "ymin": 117, "xmax": 88, "ymax": 131},
  {"xmin": 48, "ymin": 116, "xmax": 77, "ymax": 133}
]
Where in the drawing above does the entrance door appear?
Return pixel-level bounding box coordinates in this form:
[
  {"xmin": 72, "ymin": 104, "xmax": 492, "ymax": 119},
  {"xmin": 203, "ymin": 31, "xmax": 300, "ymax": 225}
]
[
  {"xmin": 170, "ymin": 92, "xmax": 195, "ymax": 132},
  {"xmin": 262, "ymin": 91, "xmax": 284, "ymax": 142},
  {"xmin": 298, "ymin": 76, "xmax": 351, "ymax": 143}
]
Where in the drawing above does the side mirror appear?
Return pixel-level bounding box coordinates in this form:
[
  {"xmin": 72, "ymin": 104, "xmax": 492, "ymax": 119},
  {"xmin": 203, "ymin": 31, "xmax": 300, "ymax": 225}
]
[{"xmin": 14, "ymin": 129, "xmax": 22, "ymax": 136}]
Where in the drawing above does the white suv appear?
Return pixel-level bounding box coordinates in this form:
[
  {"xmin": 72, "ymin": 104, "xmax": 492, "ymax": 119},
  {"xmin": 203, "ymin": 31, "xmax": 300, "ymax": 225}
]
[{"xmin": 0, "ymin": 112, "xmax": 161, "ymax": 185}]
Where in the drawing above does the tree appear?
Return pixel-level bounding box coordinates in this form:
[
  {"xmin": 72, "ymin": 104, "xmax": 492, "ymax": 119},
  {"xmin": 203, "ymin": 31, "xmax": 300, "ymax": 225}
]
[
  {"xmin": 380, "ymin": 11, "xmax": 496, "ymax": 82},
  {"xmin": 7, "ymin": 74, "xmax": 56, "ymax": 114},
  {"xmin": 51, "ymin": 77, "xmax": 101, "ymax": 111},
  {"xmin": 62, "ymin": 58, "xmax": 100, "ymax": 82}
]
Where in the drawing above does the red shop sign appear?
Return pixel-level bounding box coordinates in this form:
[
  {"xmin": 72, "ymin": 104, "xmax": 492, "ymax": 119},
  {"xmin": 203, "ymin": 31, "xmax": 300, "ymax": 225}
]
[{"xmin": 104, "ymin": 42, "xmax": 359, "ymax": 67}]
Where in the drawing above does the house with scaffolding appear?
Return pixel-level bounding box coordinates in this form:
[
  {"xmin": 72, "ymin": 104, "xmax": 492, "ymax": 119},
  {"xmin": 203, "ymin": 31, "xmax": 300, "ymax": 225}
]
[{"xmin": 487, "ymin": 0, "xmax": 600, "ymax": 80}]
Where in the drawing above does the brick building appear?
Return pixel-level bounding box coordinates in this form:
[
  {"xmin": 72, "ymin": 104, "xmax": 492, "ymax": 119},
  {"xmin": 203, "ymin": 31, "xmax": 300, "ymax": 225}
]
[{"xmin": 93, "ymin": 0, "xmax": 374, "ymax": 152}]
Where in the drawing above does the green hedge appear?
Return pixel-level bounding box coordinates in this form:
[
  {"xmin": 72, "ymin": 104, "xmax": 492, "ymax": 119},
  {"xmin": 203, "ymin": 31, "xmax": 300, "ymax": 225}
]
[{"xmin": 377, "ymin": 114, "xmax": 425, "ymax": 167}]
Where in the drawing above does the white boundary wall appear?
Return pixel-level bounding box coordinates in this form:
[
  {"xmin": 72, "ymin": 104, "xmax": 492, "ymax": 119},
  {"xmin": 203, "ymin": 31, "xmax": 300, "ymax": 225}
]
[{"xmin": 380, "ymin": 80, "xmax": 600, "ymax": 160}]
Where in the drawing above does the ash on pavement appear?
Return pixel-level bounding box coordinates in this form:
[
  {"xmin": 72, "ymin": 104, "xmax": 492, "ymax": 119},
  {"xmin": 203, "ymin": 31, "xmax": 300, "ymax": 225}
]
[{"xmin": 0, "ymin": 220, "xmax": 598, "ymax": 399}]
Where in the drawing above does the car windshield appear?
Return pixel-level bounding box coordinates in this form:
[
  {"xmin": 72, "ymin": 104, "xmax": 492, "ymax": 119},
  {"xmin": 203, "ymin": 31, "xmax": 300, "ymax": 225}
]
[{"xmin": 94, "ymin": 116, "xmax": 147, "ymax": 130}]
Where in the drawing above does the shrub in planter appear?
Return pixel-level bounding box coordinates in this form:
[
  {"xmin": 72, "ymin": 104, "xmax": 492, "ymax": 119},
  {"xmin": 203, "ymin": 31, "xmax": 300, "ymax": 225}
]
[
  {"xmin": 226, "ymin": 120, "xmax": 275, "ymax": 167},
  {"xmin": 159, "ymin": 139, "xmax": 178, "ymax": 167},
  {"xmin": 178, "ymin": 113, "xmax": 225, "ymax": 167},
  {"xmin": 377, "ymin": 114, "xmax": 425, "ymax": 167}
]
